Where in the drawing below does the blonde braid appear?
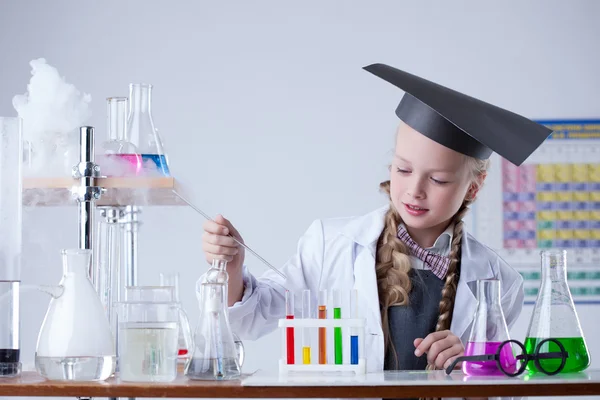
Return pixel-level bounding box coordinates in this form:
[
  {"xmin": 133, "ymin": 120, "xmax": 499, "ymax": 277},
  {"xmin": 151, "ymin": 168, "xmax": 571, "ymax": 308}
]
[{"xmin": 375, "ymin": 180, "xmax": 413, "ymax": 368}]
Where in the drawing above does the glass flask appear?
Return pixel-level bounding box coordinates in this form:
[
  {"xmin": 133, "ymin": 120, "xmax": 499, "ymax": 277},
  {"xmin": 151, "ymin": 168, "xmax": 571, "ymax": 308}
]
[
  {"xmin": 126, "ymin": 83, "xmax": 170, "ymax": 176},
  {"xmin": 463, "ymin": 279, "xmax": 517, "ymax": 376},
  {"xmin": 159, "ymin": 273, "xmax": 194, "ymax": 363},
  {"xmin": 525, "ymin": 250, "xmax": 590, "ymax": 373},
  {"xmin": 186, "ymin": 260, "xmax": 241, "ymax": 380},
  {"xmin": 0, "ymin": 281, "xmax": 20, "ymax": 377},
  {"xmin": 35, "ymin": 249, "xmax": 116, "ymax": 381},
  {"xmin": 99, "ymin": 97, "xmax": 142, "ymax": 176},
  {"xmin": 115, "ymin": 301, "xmax": 180, "ymax": 382}
]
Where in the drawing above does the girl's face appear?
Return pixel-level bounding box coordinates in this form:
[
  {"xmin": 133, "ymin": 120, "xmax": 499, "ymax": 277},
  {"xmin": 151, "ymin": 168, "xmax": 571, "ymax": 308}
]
[{"xmin": 390, "ymin": 122, "xmax": 477, "ymax": 247}]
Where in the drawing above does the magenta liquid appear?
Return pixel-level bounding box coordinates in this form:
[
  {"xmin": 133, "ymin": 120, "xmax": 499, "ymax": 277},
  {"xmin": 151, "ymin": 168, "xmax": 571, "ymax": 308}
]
[
  {"xmin": 462, "ymin": 341, "xmax": 518, "ymax": 376},
  {"xmin": 98, "ymin": 154, "xmax": 170, "ymax": 176}
]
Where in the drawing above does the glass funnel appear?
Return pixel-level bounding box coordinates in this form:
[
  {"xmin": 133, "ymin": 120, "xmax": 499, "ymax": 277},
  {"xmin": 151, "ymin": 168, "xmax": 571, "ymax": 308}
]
[
  {"xmin": 186, "ymin": 260, "xmax": 241, "ymax": 380},
  {"xmin": 463, "ymin": 279, "xmax": 516, "ymax": 376},
  {"xmin": 126, "ymin": 83, "xmax": 169, "ymax": 176},
  {"xmin": 35, "ymin": 249, "xmax": 116, "ymax": 381},
  {"xmin": 99, "ymin": 97, "xmax": 142, "ymax": 176},
  {"xmin": 525, "ymin": 250, "xmax": 590, "ymax": 373}
]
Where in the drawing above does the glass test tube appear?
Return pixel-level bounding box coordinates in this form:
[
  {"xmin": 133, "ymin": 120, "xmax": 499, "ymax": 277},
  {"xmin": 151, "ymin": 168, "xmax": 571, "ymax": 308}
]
[
  {"xmin": 318, "ymin": 290, "xmax": 327, "ymax": 364},
  {"xmin": 302, "ymin": 290, "xmax": 311, "ymax": 364},
  {"xmin": 333, "ymin": 289, "xmax": 343, "ymax": 365},
  {"xmin": 285, "ymin": 290, "xmax": 295, "ymax": 364},
  {"xmin": 350, "ymin": 289, "xmax": 359, "ymax": 365}
]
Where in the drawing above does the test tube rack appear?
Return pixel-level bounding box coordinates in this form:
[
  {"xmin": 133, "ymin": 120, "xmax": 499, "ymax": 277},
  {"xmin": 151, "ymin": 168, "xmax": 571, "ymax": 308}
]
[{"xmin": 278, "ymin": 318, "xmax": 367, "ymax": 375}]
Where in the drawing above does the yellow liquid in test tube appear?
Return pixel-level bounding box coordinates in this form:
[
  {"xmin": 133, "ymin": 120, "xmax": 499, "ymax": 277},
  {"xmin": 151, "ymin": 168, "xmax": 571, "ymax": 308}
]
[{"xmin": 302, "ymin": 347, "xmax": 311, "ymax": 364}]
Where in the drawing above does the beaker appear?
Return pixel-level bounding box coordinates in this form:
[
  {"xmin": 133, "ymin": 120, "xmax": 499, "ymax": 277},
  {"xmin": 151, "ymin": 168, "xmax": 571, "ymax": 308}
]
[
  {"xmin": 99, "ymin": 97, "xmax": 142, "ymax": 176},
  {"xmin": 0, "ymin": 281, "xmax": 20, "ymax": 377},
  {"xmin": 159, "ymin": 273, "xmax": 194, "ymax": 362},
  {"xmin": 525, "ymin": 250, "xmax": 590, "ymax": 373},
  {"xmin": 186, "ymin": 279, "xmax": 241, "ymax": 380},
  {"xmin": 0, "ymin": 117, "xmax": 22, "ymax": 283},
  {"xmin": 35, "ymin": 249, "xmax": 116, "ymax": 381},
  {"xmin": 0, "ymin": 117, "xmax": 22, "ymax": 378},
  {"xmin": 126, "ymin": 83, "xmax": 169, "ymax": 176},
  {"xmin": 115, "ymin": 301, "xmax": 180, "ymax": 382},
  {"xmin": 463, "ymin": 279, "xmax": 517, "ymax": 376}
]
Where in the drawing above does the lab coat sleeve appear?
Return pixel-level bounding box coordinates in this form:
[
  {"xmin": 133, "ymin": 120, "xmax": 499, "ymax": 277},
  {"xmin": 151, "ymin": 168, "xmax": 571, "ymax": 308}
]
[
  {"xmin": 501, "ymin": 269, "xmax": 525, "ymax": 331},
  {"xmin": 227, "ymin": 219, "xmax": 325, "ymax": 341}
]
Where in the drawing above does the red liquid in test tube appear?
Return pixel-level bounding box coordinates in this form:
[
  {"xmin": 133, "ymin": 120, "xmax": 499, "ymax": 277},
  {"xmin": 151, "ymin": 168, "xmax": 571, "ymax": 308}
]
[{"xmin": 285, "ymin": 291, "xmax": 295, "ymax": 364}]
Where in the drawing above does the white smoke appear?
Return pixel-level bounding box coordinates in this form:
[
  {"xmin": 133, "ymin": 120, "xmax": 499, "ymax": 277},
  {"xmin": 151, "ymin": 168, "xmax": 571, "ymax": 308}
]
[{"xmin": 12, "ymin": 58, "xmax": 92, "ymax": 177}]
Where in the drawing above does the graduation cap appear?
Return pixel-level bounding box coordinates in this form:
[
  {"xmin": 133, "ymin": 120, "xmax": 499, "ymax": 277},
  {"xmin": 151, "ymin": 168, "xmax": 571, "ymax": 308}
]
[{"xmin": 363, "ymin": 63, "xmax": 552, "ymax": 166}]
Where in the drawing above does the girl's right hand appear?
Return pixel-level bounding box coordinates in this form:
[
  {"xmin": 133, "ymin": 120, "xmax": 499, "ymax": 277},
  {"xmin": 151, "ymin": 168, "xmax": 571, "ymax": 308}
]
[{"xmin": 202, "ymin": 215, "xmax": 245, "ymax": 272}]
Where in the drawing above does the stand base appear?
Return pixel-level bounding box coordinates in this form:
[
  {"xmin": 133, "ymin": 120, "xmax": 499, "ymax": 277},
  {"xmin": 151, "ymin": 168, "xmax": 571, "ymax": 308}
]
[{"xmin": 279, "ymin": 358, "xmax": 366, "ymax": 375}]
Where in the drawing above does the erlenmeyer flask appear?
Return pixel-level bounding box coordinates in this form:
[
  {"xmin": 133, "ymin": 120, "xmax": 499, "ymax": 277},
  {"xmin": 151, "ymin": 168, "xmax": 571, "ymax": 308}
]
[
  {"xmin": 186, "ymin": 263, "xmax": 241, "ymax": 380},
  {"xmin": 525, "ymin": 250, "xmax": 590, "ymax": 373},
  {"xmin": 159, "ymin": 273, "xmax": 194, "ymax": 364},
  {"xmin": 126, "ymin": 83, "xmax": 170, "ymax": 176},
  {"xmin": 99, "ymin": 97, "xmax": 142, "ymax": 176},
  {"xmin": 463, "ymin": 279, "xmax": 516, "ymax": 376},
  {"xmin": 35, "ymin": 249, "xmax": 116, "ymax": 381}
]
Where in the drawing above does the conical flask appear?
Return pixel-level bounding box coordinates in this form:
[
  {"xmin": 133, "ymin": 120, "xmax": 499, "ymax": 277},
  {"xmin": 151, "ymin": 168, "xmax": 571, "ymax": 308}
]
[
  {"xmin": 463, "ymin": 279, "xmax": 515, "ymax": 376},
  {"xmin": 126, "ymin": 83, "xmax": 170, "ymax": 176},
  {"xmin": 186, "ymin": 260, "xmax": 241, "ymax": 380},
  {"xmin": 99, "ymin": 97, "xmax": 142, "ymax": 176},
  {"xmin": 525, "ymin": 250, "xmax": 590, "ymax": 373},
  {"xmin": 35, "ymin": 249, "xmax": 116, "ymax": 381}
]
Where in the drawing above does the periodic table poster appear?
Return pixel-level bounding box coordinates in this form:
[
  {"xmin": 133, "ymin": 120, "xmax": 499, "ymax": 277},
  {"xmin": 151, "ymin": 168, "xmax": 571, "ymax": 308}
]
[{"xmin": 474, "ymin": 119, "xmax": 600, "ymax": 304}]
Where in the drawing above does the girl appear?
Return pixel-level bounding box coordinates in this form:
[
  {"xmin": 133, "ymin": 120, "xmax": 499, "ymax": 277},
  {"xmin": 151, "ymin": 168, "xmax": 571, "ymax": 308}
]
[{"xmin": 201, "ymin": 63, "xmax": 552, "ymax": 372}]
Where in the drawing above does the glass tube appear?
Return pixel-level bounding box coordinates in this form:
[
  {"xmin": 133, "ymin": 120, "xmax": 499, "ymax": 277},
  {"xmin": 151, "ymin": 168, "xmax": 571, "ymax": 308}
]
[
  {"xmin": 318, "ymin": 290, "xmax": 327, "ymax": 364},
  {"xmin": 285, "ymin": 290, "xmax": 295, "ymax": 364},
  {"xmin": 350, "ymin": 289, "xmax": 359, "ymax": 365},
  {"xmin": 302, "ymin": 290, "xmax": 311, "ymax": 364},
  {"xmin": 333, "ymin": 289, "xmax": 342, "ymax": 365}
]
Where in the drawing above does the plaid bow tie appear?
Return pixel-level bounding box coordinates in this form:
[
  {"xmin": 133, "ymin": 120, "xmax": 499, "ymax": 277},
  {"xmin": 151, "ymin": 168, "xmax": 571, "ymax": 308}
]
[{"xmin": 396, "ymin": 225, "xmax": 451, "ymax": 280}]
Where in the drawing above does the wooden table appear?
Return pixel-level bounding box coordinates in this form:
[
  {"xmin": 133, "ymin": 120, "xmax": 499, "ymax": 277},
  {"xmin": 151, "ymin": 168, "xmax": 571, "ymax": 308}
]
[{"xmin": 1, "ymin": 369, "xmax": 600, "ymax": 398}]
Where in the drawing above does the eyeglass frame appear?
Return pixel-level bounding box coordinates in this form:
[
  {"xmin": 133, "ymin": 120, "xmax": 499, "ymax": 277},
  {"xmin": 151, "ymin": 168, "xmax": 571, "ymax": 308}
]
[{"xmin": 445, "ymin": 338, "xmax": 569, "ymax": 377}]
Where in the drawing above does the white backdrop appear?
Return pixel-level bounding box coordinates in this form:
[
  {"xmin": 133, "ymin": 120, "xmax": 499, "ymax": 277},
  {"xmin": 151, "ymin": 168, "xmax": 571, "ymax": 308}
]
[{"xmin": 1, "ymin": 1, "xmax": 599, "ymax": 399}]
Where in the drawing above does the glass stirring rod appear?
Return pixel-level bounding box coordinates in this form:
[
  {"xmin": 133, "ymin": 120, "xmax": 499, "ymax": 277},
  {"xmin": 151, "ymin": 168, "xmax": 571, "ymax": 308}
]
[{"xmin": 172, "ymin": 189, "xmax": 287, "ymax": 280}]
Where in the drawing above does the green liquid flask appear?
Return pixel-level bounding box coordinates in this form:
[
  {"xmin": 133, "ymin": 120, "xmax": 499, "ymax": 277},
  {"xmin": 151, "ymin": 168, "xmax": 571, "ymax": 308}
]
[{"xmin": 524, "ymin": 250, "xmax": 590, "ymax": 373}]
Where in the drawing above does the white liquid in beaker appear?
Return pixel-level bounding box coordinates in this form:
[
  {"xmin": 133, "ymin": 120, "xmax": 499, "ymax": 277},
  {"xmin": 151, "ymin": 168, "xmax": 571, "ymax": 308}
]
[
  {"xmin": 118, "ymin": 321, "xmax": 178, "ymax": 382},
  {"xmin": 35, "ymin": 355, "xmax": 115, "ymax": 381}
]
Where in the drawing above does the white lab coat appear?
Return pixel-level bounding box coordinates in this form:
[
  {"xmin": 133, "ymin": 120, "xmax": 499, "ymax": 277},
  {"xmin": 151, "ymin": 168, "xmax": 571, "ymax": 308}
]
[{"xmin": 229, "ymin": 205, "xmax": 525, "ymax": 373}]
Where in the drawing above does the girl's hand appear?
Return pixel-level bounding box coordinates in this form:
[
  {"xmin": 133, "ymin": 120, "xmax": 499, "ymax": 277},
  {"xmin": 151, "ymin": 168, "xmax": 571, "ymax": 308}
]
[
  {"xmin": 413, "ymin": 330, "xmax": 464, "ymax": 370},
  {"xmin": 202, "ymin": 215, "xmax": 245, "ymax": 271}
]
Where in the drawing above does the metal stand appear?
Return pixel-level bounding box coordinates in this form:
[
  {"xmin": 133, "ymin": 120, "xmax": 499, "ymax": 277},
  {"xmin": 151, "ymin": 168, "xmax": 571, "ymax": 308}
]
[
  {"xmin": 72, "ymin": 126, "xmax": 141, "ymax": 400},
  {"xmin": 72, "ymin": 126, "xmax": 102, "ymax": 281}
]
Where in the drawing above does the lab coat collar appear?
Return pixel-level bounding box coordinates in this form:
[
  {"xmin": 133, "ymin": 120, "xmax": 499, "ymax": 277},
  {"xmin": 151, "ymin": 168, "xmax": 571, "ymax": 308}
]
[
  {"xmin": 341, "ymin": 205, "xmax": 497, "ymax": 341},
  {"xmin": 339, "ymin": 205, "xmax": 495, "ymax": 283}
]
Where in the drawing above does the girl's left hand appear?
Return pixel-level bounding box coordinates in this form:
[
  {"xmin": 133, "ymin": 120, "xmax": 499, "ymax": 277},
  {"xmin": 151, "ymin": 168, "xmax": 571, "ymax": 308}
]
[{"xmin": 413, "ymin": 330, "xmax": 464, "ymax": 369}]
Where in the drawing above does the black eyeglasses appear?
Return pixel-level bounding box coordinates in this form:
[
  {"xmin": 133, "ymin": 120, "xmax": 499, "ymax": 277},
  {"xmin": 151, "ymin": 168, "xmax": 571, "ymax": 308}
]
[{"xmin": 445, "ymin": 338, "xmax": 569, "ymax": 377}]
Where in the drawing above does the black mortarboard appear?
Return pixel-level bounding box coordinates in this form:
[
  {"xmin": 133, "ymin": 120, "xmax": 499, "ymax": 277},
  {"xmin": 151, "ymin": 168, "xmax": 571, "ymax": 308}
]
[{"xmin": 363, "ymin": 63, "xmax": 552, "ymax": 166}]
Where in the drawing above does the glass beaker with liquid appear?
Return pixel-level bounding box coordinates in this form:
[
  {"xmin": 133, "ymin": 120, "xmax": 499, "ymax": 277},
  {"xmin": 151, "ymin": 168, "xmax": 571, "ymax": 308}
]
[
  {"xmin": 124, "ymin": 284, "xmax": 194, "ymax": 365},
  {"xmin": 186, "ymin": 260, "xmax": 241, "ymax": 380},
  {"xmin": 126, "ymin": 83, "xmax": 169, "ymax": 176},
  {"xmin": 0, "ymin": 117, "xmax": 23, "ymax": 378},
  {"xmin": 0, "ymin": 281, "xmax": 20, "ymax": 377},
  {"xmin": 98, "ymin": 97, "xmax": 142, "ymax": 176},
  {"xmin": 463, "ymin": 279, "xmax": 517, "ymax": 376},
  {"xmin": 525, "ymin": 250, "xmax": 590, "ymax": 373},
  {"xmin": 35, "ymin": 249, "xmax": 116, "ymax": 381},
  {"xmin": 115, "ymin": 301, "xmax": 180, "ymax": 382}
]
